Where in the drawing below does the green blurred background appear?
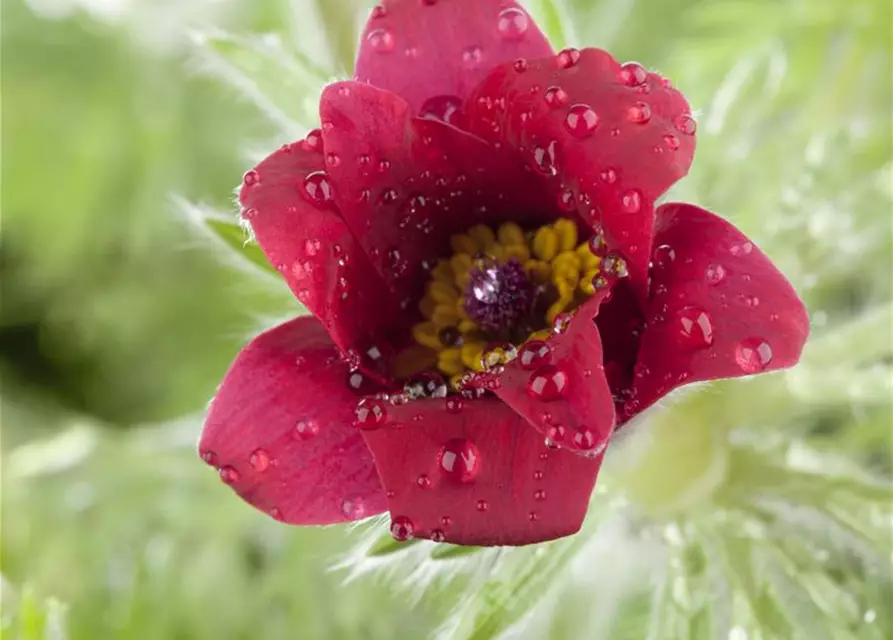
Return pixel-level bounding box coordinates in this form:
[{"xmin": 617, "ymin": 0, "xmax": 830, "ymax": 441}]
[{"xmin": 2, "ymin": 0, "xmax": 891, "ymax": 638}]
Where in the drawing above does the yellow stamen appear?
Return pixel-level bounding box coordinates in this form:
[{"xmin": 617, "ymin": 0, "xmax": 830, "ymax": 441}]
[
  {"xmin": 467, "ymin": 224, "xmax": 496, "ymax": 250},
  {"xmin": 533, "ymin": 226, "xmax": 559, "ymax": 261},
  {"xmin": 412, "ymin": 321, "xmax": 442, "ymax": 350},
  {"xmin": 438, "ymin": 348, "xmax": 465, "ymax": 377}
]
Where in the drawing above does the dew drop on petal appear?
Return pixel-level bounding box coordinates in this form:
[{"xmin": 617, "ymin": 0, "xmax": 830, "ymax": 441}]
[
  {"xmin": 390, "ymin": 515, "xmax": 414, "ymax": 541},
  {"xmin": 557, "ymin": 188, "xmax": 576, "ymax": 211},
  {"xmin": 370, "ymin": 4, "xmax": 386, "ymax": 19},
  {"xmin": 618, "ymin": 62, "xmax": 648, "ymax": 87},
  {"xmin": 572, "ymin": 428, "xmax": 598, "ymax": 450},
  {"xmin": 621, "ymin": 190, "xmax": 642, "ymax": 213},
  {"xmin": 544, "ymin": 86, "xmax": 569, "ymax": 108},
  {"xmin": 242, "ymin": 170, "xmax": 259, "ymax": 187},
  {"xmin": 302, "ymin": 171, "xmax": 335, "ymax": 208},
  {"xmin": 416, "ymin": 474, "xmax": 431, "ymax": 489},
  {"xmin": 527, "ymin": 365, "xmax": 569, "ymax": 401},
  {"xmin": 496, "ymin": 7, "xmax": 529, "ymax": 40},
  {"xmin": 528, "ymin": 511, "xmax": 539, "ymax": 522},
  {"xmin": 552, "ymin": 311, "xmax": 574, "ymax": 334},
  {"xmin": 706, "ymin": 263, "xmax": 727, "ymax": 285},
  {"xmin": 404, "ymin": 372, "xmax": 448, "ymax": 399},
  {"xmin": 556, "ymin": 47, "xmax": 581, "ymax": 69},
  {"xmin": 675, "ymin": 114, "xmax": 697, "ymax": 135},
  {"xmin": 219, "ymin": 465, "xmax": 240, "ymax": 484},
  {"xmin": 735, "ymin": 338, "xmax": 773, "ymax": 373},
  {"xmin": 438, "ymin": 439, "xmax": 481, "ymax": 483},
  {"xmin": 677, "ymin": 307, "xmax": 714, "ymax": 349},
  {"xmin": 200, "ymin": 450, "xmax": 218, "ymax": 467},
  {"xmin": 430, "ymin": 529, "xmax": 446, "ymax": 543},
  {"xmin": 341, "ymin": 497, "xmax": 367, "ymax": 519},
  {"xmin": 663, "ymin": 134, "xmax": 680, "ymax": 150},
  {"xmin": 304, "ymin": 128, "xmax": 323, "ymax": 152},
  {"xmin": 519, "ymin": 340, "xmax": 552, "ymax": 370},
  {"xmin": 533, "ymin": 470, "xmax": 544, "ymax": 481},
  {"xmin": 419, "ymin": 95, "xmax": 463, "ymax": 126},
  {"xmin": 354, "ymin": 398, "xmax": 387, "ymax": 430},
  {"xmin": 269, "ymin": 507, "xmax": 284, "ymax": 521},
  {"xmin": 565, "ymin": 104, "xmax": 599, "ymax": 138},
  {"xmin": 599, "ymin": 168, "xmax": 617, "ymax": 184},
  {"xmin": 367, "ymin": 28, "xmax": 395, "ymax": 53},
  {"xmin": 513, "ymin": 58, "xmax": 528, "ymax": 73},
  {"xmin": 534, "ymin": 489, "xmax": 546, "ymax": 501},
  {"xmin": 249, "ymin": 448, "xmax": 270, "ymax": 471},
  {"xmin": 653, "ymin": 244, "xmax": 675, "ymax": 270},
  {"xmin": 445, "ymin": 396, "xmax": 465, "ymax": 413},
  {"xmin": 462, "ymin": 46, "xmax": 483, "ymax": 69},
  {"xmin": 294, "ymin": 419, "xmax": 320, "ymax": 440},
  {"xmin": 627, "ymin": 102, "xmax": 652, "ymax": 124},
  {"xmin": 476, "ymin": 499, "xmax": 489, "ymax": 512}
]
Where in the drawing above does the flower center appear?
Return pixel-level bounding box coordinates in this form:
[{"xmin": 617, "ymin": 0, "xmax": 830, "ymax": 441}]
[{"xmin": 400, "ymin": 218, "xmax": 611, "ymax": 388}]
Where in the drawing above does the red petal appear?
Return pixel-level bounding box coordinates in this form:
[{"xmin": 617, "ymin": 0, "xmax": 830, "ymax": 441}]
[
  {"xmin": 356, "ymin": 0, "xmax": 552, "ymax": 117},
  {"xmin": 199, "ymin": 317, "xmax": 387, "ymax": 525},
  {"xmin": 319, "ymin": 82, "xmax": 554, "ymax": 310},
  {"xmin": 360, "ymin": 396, "xmax": 603, "ymax": 546},
  {"xmin": 474, "ymin": 291, "xmax": 617, "ymax": 455},
  {"xmin": 620, "ymin": 203, "xmax": 810, "ymax": 422},
  {"xmin": 465, "ymin": 49, "xmax": 696, "ymax": 295},
  {"xmin": 239, "ymin": 139, "xmax": 405, "ymax": 377}
]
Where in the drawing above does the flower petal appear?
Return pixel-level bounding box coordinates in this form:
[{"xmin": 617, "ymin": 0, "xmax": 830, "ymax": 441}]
[
  {"xmin": 319, "ymin": 81, "xmax": 555, "ymax": 311},
  {"xmin": 239, "ymin": 139, "xmax": 405, "ymax": 377},
  {"xmin": 199, "ymin": 317, "xmax": 387, "ymax": 525},
  {"xmin": 465, "ymin": 49, "xmax": 696, "ymax": 295},
  {"xmin": 471, "ymin": 290, "xmax": 617, "ymax": 455},
  {"xmin": 620, "ymin": 203, "xmax": 810, "ymax": 422},
  {"xmin": 356, "ymin": 0, "xmax": 552, "ymax": 117},
  {"xmin": 360, "ymin": 396, "xmax": 603, "ymax": 546}
]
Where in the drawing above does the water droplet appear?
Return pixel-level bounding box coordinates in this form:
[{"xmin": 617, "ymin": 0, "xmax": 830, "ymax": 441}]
[
  {"xmin": 341, "ymin": 497, "xmax": 367, "ymax": 519},
  {"xmin": 497, "ymin": 7, "xmax": 529, "ymax": 40},
  {"xmin": 370, "ymin": 4, "xmax": 386, "ymax": 19},
  {"xmin": 242, "ymin": 170, "xmax": 259, "ymax": 187},
  {"xmin": 565, "ymin": 104, "xmax": 599, "ymax": 138},
  {"xmin": 416, "ymin": 474, "xmax": 431, "ymax": 489},
  {"xmin": 621, "ymin": 190, "xmax": 642, "ymax": 213},
  {"xmin": 533, "ymin": 470, "xmax": 544, "ymax": 481},
  {"xmin": 249, "ymin": 448, "xmax": 270, "ymax": 471},
  {"xmin": 346, "ymin": 369, "xmax": 376, "ymax": 395},
  {"xmin": 735, "ymin": 338, "xmax": 773, "ymax": 373},
  {"xmin": 531, "ymin": 140, "xmax": 559, "ymax": 175},
  {"xmin": 544, "ymin": 86, "xmax": 568, "ymax": 108},
  {"xmin": 355, "ymin": 398, "xmax": 387, "ymax": 430},
  {"xmin": 677, "ymin": 307, "xmax": 714, "ymax": 348},
  {"xmin": 513, "ymin": 58, "xmax": 528, "ymax": 73},
  {"xmin": 219, "ymin": 465, "xmax": 240, "ymax": 484},
  {"xmin": 481, "ymin": 342, "xmax": 518, "ymax": 370},
  {"xmin": 462, "ymin": 46, "xmax": 483, "ymax": 68},
  {"xmin": 476, "ymin": 499, "xmax": 489, "ymax": 512},
  {"xmin": 527, "ymin": 365, "xmax": 569, "ymax": 401},
  {"xmin": 367, "ymin": 28, "xmax": 395, "ymax": 53},
  {"xmin": 534, "ymin": 489, "xmax": 546, "ymax": 501},
  {"xmin": 618, "ymin": 62, "xmax": 648, "ymax": 87},
  {"xmin": 429, "ymin": 529, "xmax": 446, "ymax": 542},
  {"xmin": 675, "ymin": 114, "xmax": 697, "ymax": 135},
  {"xmin": 200, "ymin": 450, "xmax": 218, "ymax": 467},
  {"xmin": 730, "ymin": 241, "xmax": 753, "ymax": 256},
  {"xmin": 552, "ymin": 311, "xmax": 574, "ymax": 334},
  {"xmin": 653, "ymin": 244, "xmax": 675, "ymax": 269},
  {"xmin": 440, "ymin": 515, "xmax": 452, "ymax": 527},
  {"xmin": 556, "ymin": 47, "xmax": 581, "ymax": 69},
  {"xmin": 438, "ymin": 439, "xmax": 482, "ymax": 483},
  {"xmin": 571, "ymin": 428, "xmax": 597, "ymax": 450},
  {"xmin": 419, "ymin": 95, "xmax": 463, "ymax": 126},
  {"xmin": 404, "ymin": 372, "xmax": 448, "ymax": 399},
  {"xmin": 519, "ymin": 340, "xmax": 552, "ymax": 370},
  {"xmin": 303, "ymin": 128, "xmax": 323, "ymax": 152},
  {"xmin": 627, "ymin": 102, "xmax": 652, "ymax": 124},
  {"xmin": 294, "ymin": 419, "xmax": 320, "ymax": 440},
  {"xmin": 528, "ymin": 511, "xmax": 539, "ymax": 522},
  {"xmin": 269, "ymin": 507, "xmax": 284, "ymax": 521},
  {"xmin": 557, "ymin": 188, "xmax": 576, "ymax": 211},
  {"xmin": 663, "ymin": 134, "xmax": 680, "ymax": 150},
  {"xmin": 302, "ymin": 171, "xmax": 335, "ymax": 208},
  {"xmin": 706, "ymin": 263, "xmax": 727, "ymax": 285},
  {"xmin": 325, "ymin": 152, "xmax": 340, "ymax": 167}
]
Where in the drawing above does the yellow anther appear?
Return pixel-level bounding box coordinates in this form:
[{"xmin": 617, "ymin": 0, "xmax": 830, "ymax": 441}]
[
  {"xmin": 412, "ymin": 321, "xmax": 443, "ymax": 350},
  {"xmin": 450, "ymin": 254, "xmax": 474, "ymax": 288},
  {"xmin": 455, "ymin": 299, "xmax": 470, "ymax": 320},
  {"xmin": 497, "ymin": 222, "xmax": 526, "ymax": 246},
  {"xmin": 461, "ymin": 341, "xmax": 487, "ymax": 371},
  {"xmin": 428, "ymin": 280, "xmax": 458, "ymax": 305},
  {"xmin": 503, "ymin": 243, "xmax": 531, "ymax": 262},
  {"xmin": 577, "ymin": 243, "xmax": 601, "ymax": 271},
  {"xmin": 552, "ymin": 250, "xmax": 581, "ymax": 273},
  {"xmin": 451, "ymin": 234, "xmax": 477, "ymax": 255},
  {"xmin": 418, "ymin": 296, "xmax": 437, "ymax": 319},
  {"xmin": 394, "ymin": 346, "xmax": 438, "ymax": 379},
  {"xmin": 528, "ymin": 329, "xmax": 552, "ymax": 342},
  {"xmin": 553, "ymin": 219, "xmax": 579, "ymax": 252},
  {"xmin": 532, "ymin": 226, "xmax": 559, "ymax": 261},
  {"xmin": 468, "ymin": 224, "xmax": 496, "ymax": 250},
  {"xmin": 432, "ymin": 305, "xmax": 460, "ymax": 328},
  {"xmin": 449, "ymin": 373, "xmax": 464, "ymax": 390},
  {"xmin": 458, "ymin": 319, "xmax": 479, "ymax": 334},
  {"xmin": 438, "ymin": 348, "xmax": 465, "ymax": 377},
  {"xmin": 524, "ymin": 259, "xmax": 552, "ymax": 283},
  {"xmin": 486, "ymin": 244, "xmax": 507, "ymax": 262},
  {"xmin": 579, "ymin": 269, "xmax": 600, "ymax": 295},
  {"xmin": 431, "ymin": 260, "xmax": 453, "ymax": 283}
]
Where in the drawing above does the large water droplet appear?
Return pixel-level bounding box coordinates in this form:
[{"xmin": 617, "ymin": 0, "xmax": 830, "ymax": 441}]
[
  {"xmin": 735, "ymin": 338, "xmax": 773, "ymax": 373},
  {"xmin": 354, "ymin": 398, "xmax": 387, "ymax": 430},
  {"xmin": 527, "ymin": 365, "xmax": 569, "ymax": 401},
  {"xmin": 556, "ymin": 48, "xmax": 581, "ymax": 69},
  {"xmin": 543, "ymin": 86, "xmax": 568, "ymax": 108},
  {"xmin": 404, "ymin": 372, "xmax": 448, "ymax": 399},
  {"xmin": 303, "ymin": 171, "xmax": 335, "ymax": 208},
  {"xmin": 496, "ymin": 7, "xmax": 529, "ymax": 40},
  {"xmin": 249, "ymin": 448, "xmax": 270, "ymax": 471},
  {"xmin": 294, "ymin": 419, "xmax": 320, "ymax": 440},
  {"xmin": 390, "ymin": 515, "xmax": 415, "ymax": 541},
  {"xmin": 627, "ymin": 102, "xmax": 652, "ymax": 124},
  {"xmin": 367, "ymin": 28, "xmax": 395, "ymax": 53},
  {"xmin": 531, "ymin": 140, "xmax": 559, "ymax": 175},
  {"xmin": 419, "ymin": 95, "xmax": 463, "ymax": 126},
  {"xmin": 552, "ymin": 311, "xmax": 574, "ymax": 334},
  {"xmin": 219, "ymin": 465, "xmax": 240, "ymax": 484},
  {"xmin": 653, "ymin": 244, "xmax": 675, "ymax": 270},
  {"xmin": 519, "ymin": 340, "xmax": 552, "ymax": 370},
  {"xmin": 618, "ymin": 62, "xmax": 648, "ymax": 87},
  {"xmin": 677, "ymin": 307, "xmax": 714, "ymax": 348},
  {"xmin": 565, "ymin": 104, "xmax": 599, "ymax": 138},
  {"xmin": 242, "ymin": 170, "xmax": 259, "ymax": 187},
  {"xmin": 675, "ymin": 114, "xmax": 697, "ymax": 135},
  {"xmin": 481, "ymin": 342, "xmax": 518, "ymax": 371},
  {"xmin": 303, "ymin": 128, "xmax": 323, "ymax": 152},
  {"xmin": 438, "ymin": 439, "xmax": 481, "ymax": 483},
  {"xmin": 200, "ymin": 450, "xmax": 218, "ymax": 467}
]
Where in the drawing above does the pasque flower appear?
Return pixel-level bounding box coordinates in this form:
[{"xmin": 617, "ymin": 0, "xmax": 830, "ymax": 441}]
[{"xmin": 199, "ymin": 0, "xmax": 809, "ymax": 546}]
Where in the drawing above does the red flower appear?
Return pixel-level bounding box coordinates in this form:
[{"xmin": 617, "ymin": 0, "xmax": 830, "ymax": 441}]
[{"xmin": 199, "ymin": 0, "xmax": 809, "ymax": 546}]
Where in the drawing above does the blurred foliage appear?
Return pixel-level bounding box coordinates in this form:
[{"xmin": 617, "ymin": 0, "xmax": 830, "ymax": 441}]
[{"xmin": 2, "ymin": 0, "xmax": 891, "ymax": 638}]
